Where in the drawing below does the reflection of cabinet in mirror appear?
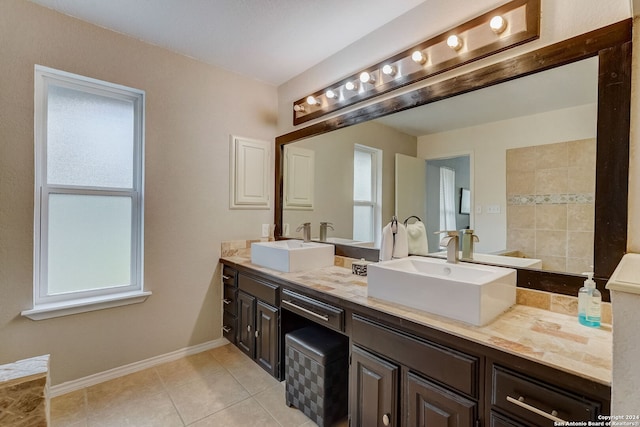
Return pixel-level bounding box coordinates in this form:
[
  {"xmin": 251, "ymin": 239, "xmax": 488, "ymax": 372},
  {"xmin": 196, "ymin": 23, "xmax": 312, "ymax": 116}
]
[{"xmin": 283, "ymin": 146, "xmax": 314, "ymax": 210}]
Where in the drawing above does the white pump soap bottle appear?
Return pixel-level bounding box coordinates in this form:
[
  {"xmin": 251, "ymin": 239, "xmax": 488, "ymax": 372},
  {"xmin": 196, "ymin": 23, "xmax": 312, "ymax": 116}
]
[{"xmin": 578, "ymin": 271, "xmax": 601, "ymax": 328}]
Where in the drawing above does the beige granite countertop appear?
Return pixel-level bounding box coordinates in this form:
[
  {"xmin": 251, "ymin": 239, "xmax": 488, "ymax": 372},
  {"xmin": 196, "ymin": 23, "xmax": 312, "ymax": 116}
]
[{"xmin": 221, "ymin": 253, "xmax": 612, "ymax": 386}]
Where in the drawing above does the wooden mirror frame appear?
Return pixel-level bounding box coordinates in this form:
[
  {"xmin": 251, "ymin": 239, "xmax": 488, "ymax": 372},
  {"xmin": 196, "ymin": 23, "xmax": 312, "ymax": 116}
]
[{"xmin": 275, "ymin": 20, "xmax": 632, "ymax": 301}]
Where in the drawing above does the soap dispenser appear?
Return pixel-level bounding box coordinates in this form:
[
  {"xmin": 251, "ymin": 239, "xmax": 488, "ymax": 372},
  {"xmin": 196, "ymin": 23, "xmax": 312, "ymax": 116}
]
[{"xmin": 578, "ymin": 271, "xmax": 601, "ymax": 328}]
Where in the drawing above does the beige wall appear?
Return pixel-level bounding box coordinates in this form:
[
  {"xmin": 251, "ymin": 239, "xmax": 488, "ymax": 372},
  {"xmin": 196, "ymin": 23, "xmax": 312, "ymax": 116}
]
[{"xmin": 0, "ymin": 0, "xmax": 277, "ymax": 385}]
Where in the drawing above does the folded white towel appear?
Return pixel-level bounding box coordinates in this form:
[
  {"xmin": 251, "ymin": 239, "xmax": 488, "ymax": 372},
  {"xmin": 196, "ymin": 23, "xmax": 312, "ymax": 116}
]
[
  {"xmin": 379, "ymin": 223, "xmax": 394, "ymax": 261},
  {"xmin": 406, "ymin": 221, "xmax": 429, "ymax": 255},
  {"xmin": 393, "ymin": 223, "xmax": 409, "ymax": 258}
]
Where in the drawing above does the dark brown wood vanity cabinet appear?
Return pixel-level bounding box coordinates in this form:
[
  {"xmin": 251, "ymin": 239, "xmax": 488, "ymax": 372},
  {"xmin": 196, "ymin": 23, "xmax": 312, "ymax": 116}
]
[
  {"xmin": 236, "ymin": 272, "xmax": 281, "ymax": 378},
  {"xmin": 221, "ymin": 265, "xmax": 238, "ymax": 344},
  {"xmin": 350, "ymin": 345, "xmax": 399, "ymax": 427},
  {"xmin": 350, "ymin": 314, "xmax": 480, "ymax": 427}
]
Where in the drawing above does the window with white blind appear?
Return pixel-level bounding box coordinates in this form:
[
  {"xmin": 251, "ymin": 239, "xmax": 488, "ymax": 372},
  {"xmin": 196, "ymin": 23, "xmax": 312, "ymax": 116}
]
[
  {"xmin": 353, "ymin": 144, "xmax": 382, "ymax": 244},
  {"xmin": 23, "ymin": 66, "xmax": 148, "ymax": 320}
]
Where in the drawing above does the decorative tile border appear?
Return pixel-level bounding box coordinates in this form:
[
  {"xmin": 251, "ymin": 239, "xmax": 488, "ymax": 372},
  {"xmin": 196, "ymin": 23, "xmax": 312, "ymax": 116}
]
[{"xmin": 508, "ymin": 193, "xmax": 594, "ymax": 205}]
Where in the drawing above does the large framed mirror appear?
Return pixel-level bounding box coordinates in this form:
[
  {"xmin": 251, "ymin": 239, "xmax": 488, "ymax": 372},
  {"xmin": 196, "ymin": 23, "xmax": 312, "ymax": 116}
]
[{"xmin": 275, "ymin": 20, "xmax": 631, "ymax": 300}]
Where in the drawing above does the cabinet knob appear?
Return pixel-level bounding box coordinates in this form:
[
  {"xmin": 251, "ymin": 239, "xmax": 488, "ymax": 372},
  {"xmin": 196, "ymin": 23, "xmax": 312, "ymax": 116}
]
[
  {"xmin": 223, "ymin": 298, "xmax": 232, "ymax": 305},
  {"xmin": 382, "ymin": 413, "xmax": 391, "ymax": 426},
  {"xmin": 247, "ymin": 325, "xmax": 251, "ymax": 332},
  {"xmin": 222, "ymin": 326, "xmax": 231, "ymax": 333},
  {"xmin": 255, "ymin": 331, "xmax": 260, "ymax": 338}
]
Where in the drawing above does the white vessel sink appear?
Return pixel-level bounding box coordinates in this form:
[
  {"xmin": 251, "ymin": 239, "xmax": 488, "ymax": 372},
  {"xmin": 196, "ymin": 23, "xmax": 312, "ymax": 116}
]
[
  {"xmin": 251, "ymin": 240, "xmax": 335, "ymax": 272},
  {"xmin": 367, "ymin": 256, "xmax": 516, "ymax": 326}
]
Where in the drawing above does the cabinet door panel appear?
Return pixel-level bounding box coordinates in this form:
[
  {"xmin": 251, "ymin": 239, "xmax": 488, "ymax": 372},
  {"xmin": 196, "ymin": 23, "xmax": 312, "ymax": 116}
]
[
  {"xmin": 237, "ymin": 291, "xmax": 255, "ymax": 358},
  {"xmin": 406, "ymin": 371, "xmax": 476, "ymax": 427},
  {"xmin": 256, "ymin": 301, "xmax": 279, "ymax": 377},
  {"xmin": 350, "ymin": 345, "xmax": 398, "ymax": 427}
]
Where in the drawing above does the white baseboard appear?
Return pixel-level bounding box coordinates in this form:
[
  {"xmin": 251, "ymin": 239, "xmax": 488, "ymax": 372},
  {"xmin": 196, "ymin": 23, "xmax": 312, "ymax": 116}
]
[{"xmin": 49, "ymin": 338, "xmax": 230, "ymax": 398}]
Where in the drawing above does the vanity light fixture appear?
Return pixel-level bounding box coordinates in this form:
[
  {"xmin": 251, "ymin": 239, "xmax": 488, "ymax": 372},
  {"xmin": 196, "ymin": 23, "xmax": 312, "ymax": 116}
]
[
  {"xmin": 447, "ymin": 35, "xmax": 463, "ymax": 51},
  {"xmin": 489, "ymin": 15, "xmax": 508, "ymax": 34},
  {"xmin": 411, "ymin": 50, "xmax": 427, "ymax": 65},
  {"xmin": 292, "ymin": 0, "xmax": 540, "ymax": 125},
  {"xmin": 359, "ymin": 71, "xmax": 375, "ymax": 84},
  {"xmin": 382, "ymin": 64, "xmax": 396, "ymax": 76}
]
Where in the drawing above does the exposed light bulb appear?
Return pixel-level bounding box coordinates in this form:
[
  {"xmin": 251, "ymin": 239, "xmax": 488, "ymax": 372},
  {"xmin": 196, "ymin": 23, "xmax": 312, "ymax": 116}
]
[
  {"xmin": 382, "ymin": 64, "xmax": 396, "ymax": 76},
  {"xmin": 293, "ymin": 104, "xmax": 305, "ymax": 112},
  {"xmin": 447, "ymin": 35, "xmax": 463, "ymax": 50},
  {"xmin": 489, "ymin": 15, "xmax": 507, "ymax": 34},
  {"xmin": 411, "ymin": 50, "xmax": 427, "ymax": 65},
  {"xmin": 345, "ymin": 81, "xmax": 358, "ymax": 91},
  {"xmin": 359, "ymin": 71, "xmax": 375, "ymax": 84},
  {"xmin": 306, "ymin": 95, "xmax": 319, "ymax": 105},
  {"xmin": 325, "ymin": 89, "xmax": 337, "ymax": 99}
]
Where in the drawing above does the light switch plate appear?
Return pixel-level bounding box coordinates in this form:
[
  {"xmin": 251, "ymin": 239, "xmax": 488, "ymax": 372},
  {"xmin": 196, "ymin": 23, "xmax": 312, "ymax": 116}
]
[
  {"xmin": 486, "ymin": 205, "xmax": 501, "ymax": 214},
  {"xmin": 261, "ymin": 224, "xmax": 270, "ymax": 237}
]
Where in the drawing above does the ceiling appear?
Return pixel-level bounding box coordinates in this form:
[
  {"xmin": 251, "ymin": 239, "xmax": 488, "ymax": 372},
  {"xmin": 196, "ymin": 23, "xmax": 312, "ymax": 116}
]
[
  {"xmin": 375, "ymin": 57, "xmax": 598, "ymax": 136},
  {"xmin": 28, "ymin": 0, "xmax": 426, "ymax": 86}
]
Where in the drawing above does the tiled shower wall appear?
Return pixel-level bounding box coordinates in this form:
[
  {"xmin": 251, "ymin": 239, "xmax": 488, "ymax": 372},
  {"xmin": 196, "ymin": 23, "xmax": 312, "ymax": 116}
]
[{"xmin": 506, "ymin": 139, "xmax": 595, "ymax": 274}]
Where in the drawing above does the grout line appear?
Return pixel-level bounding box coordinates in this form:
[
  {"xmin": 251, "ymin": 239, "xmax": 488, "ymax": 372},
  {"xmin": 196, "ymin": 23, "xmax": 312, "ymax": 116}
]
[{"xmin": 154, "ymin": 366, "xmax": 187, "ymax": 427}]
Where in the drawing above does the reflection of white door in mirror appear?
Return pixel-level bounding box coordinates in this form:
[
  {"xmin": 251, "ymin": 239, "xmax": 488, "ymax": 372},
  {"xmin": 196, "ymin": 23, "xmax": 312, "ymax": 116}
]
[{"xmin": 283, "ymin": 146, "xmax": 314, "ymax": 210}]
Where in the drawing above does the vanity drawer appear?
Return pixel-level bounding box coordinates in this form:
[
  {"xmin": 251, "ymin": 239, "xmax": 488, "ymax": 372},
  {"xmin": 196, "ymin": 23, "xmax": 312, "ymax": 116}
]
[
  {"xmin": 238, "ymin": 274, "xmax": 279, "ymax": 306},
  {"xmin": 352, "ymin": 315, "xmax": 479, "ymax": 397},
  {"xmin": 222, "ymin": 311, "xmax": 237, "ymax": 344},
  {"xmin": 222, "ymin": 266, "xmax": 237, "ymax": 287},
  {"xmin": 491, "ymin": 365, "xmax": 601, "ymax": 423},
  {"xmin": 281, "ymin": 289, "xmax": 344, "ymax": 332},
  {"xmin": 223, "ymin": 284, "xmax": 238, "ymax": 316}
]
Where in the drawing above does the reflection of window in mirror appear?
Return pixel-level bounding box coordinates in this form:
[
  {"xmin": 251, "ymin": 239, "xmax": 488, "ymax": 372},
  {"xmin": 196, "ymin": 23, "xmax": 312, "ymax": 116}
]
[
  {"xmin": 353, "ymin": 144, "xmax": 382, "ymax": 245},
  {"xmin": 439, "ymin": 167, "xmax": 457, "ymax": 231}
]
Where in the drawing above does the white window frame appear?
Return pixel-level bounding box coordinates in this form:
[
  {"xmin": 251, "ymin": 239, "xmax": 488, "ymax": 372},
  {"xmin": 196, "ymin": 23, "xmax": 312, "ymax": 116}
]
[
  {"xmin": 353, "ymin": 144, "xmax": 382, "ymax": 245},
  {"xmin": 23, "ymin": 66, "xmax": 149, "ymax": 320}
]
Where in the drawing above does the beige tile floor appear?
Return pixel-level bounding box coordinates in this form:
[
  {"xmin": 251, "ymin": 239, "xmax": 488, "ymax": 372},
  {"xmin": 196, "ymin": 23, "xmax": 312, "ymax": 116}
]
[{"xmin": 51, "ymin": 344, "xmax": 347, "ymax": 427}]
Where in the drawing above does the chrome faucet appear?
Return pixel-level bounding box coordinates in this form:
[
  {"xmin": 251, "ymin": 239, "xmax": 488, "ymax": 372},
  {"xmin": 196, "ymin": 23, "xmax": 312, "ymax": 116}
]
[
  {"xmin": 319, "ymin": 222, "xmax": 334, "ymax": 242},
  {"xmin": 437, "ymin": 230, "xmax": 459, "ymax": 264},
  {"xmin": 296, "ymin": 222, "xmax": 311, "ymax": 242},
  {"xmin": 460, "ymin": 229, "xmax": 479, "ymax": 260}
]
